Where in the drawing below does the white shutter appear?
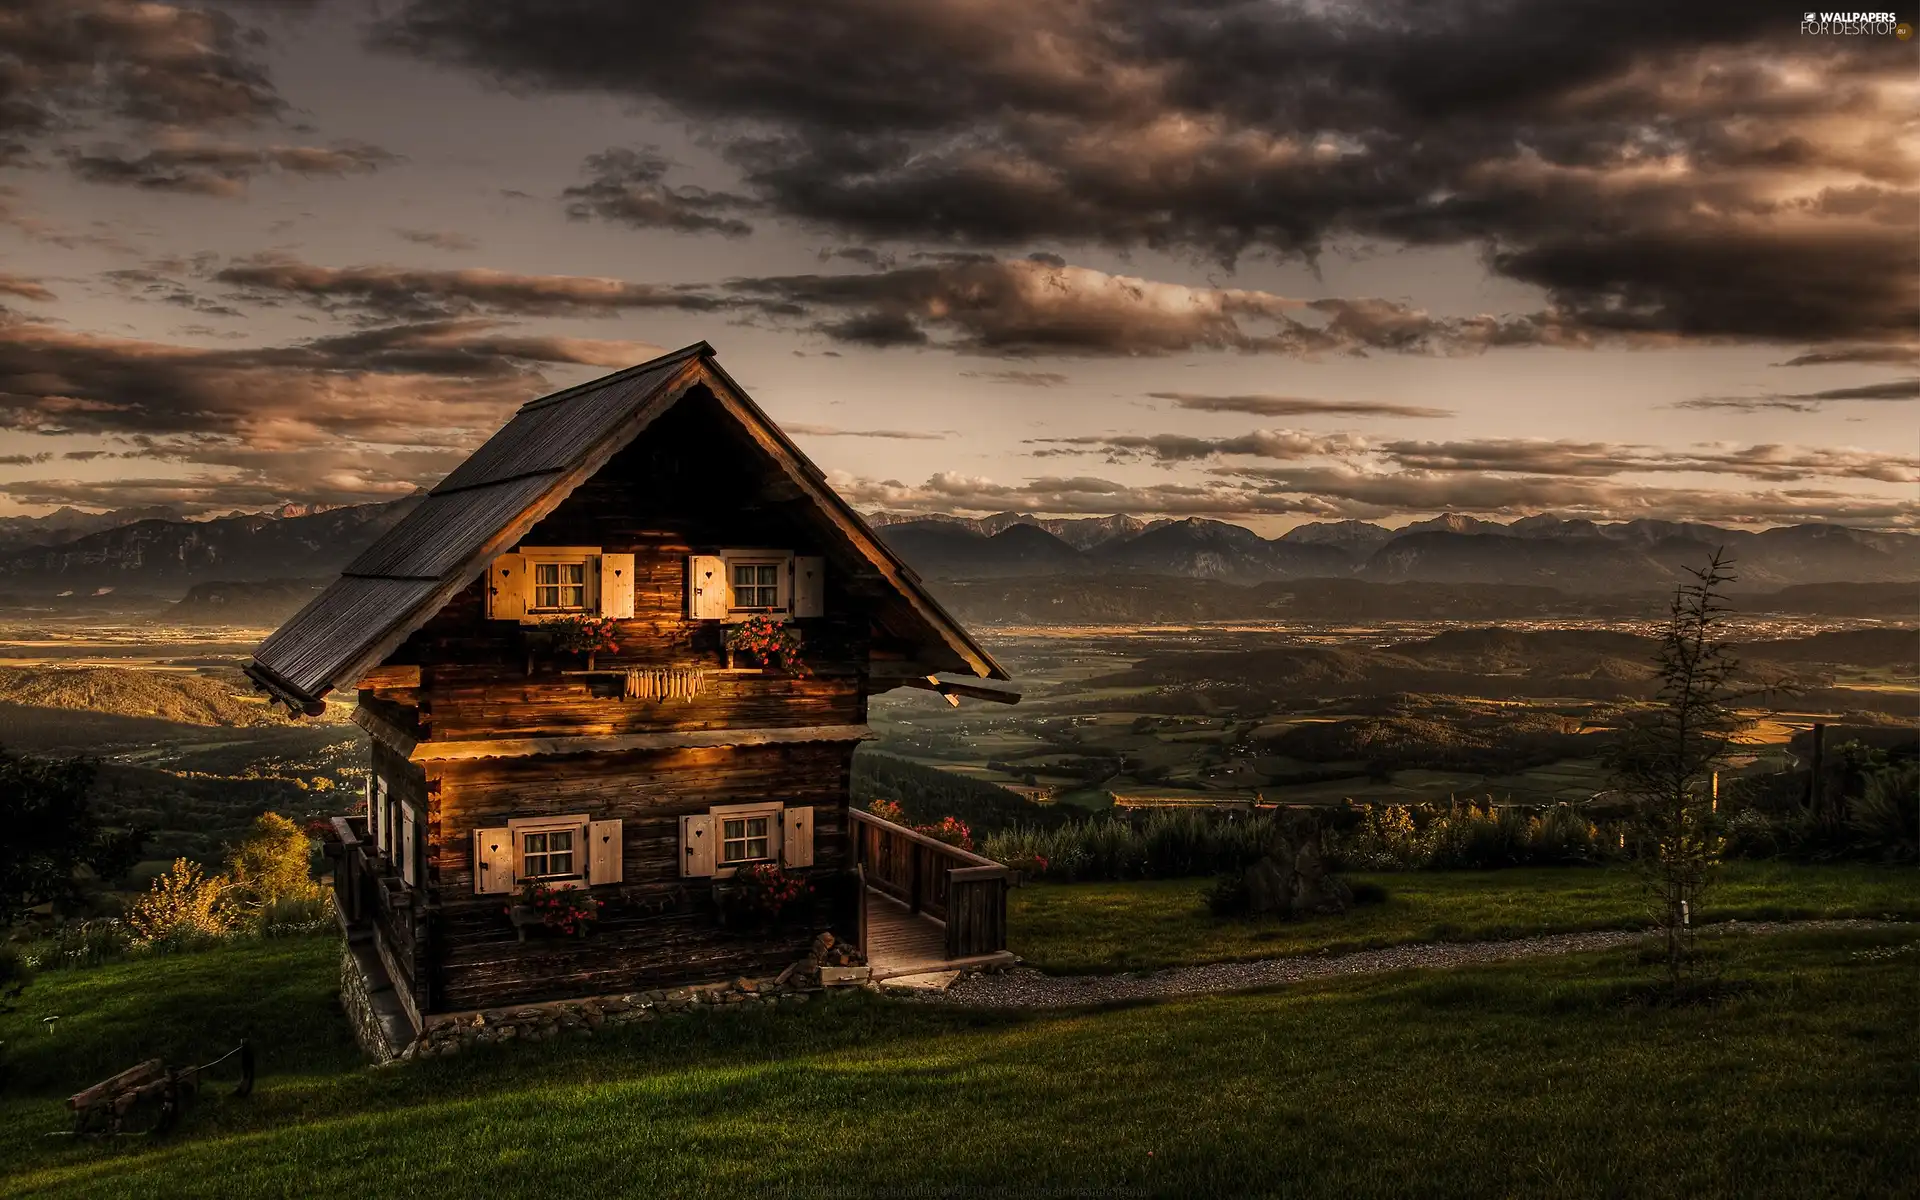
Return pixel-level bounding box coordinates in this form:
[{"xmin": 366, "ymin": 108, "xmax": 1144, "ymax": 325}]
[
  {"xmin": 781, "ymin": 807, "xmax": 814, "ymax": 868},
  {"xmin": 792, "ymin": 556, "xmax": 824, "ymax": 618},
  {"xmin": 688, "ymin": 555, "xmax": 727, "ymax": 620},
  {"xmin": 486, "ymin": 553, "xmax": 527, "ymax": 621},
  {"xmin": 588, "ymin": 818, "xmax": 624, "ymax": 886},
  {"xmin": 600, "ymin": 553, "xmax": 635, "ymax": 619},
  {"xmin": 400, "ymin": 803, "xmax": 418, "ymax": 887},
  {"xmin": 680, "ymin": 813, "xmax": 715, "ymax": 877},
  {"xmin": 473, "ymin": 827, "xmax": 515, "ymax": 895},
  {"xmin": 373, "ymin": 778, "xmax": 389, "ymax": 855}
]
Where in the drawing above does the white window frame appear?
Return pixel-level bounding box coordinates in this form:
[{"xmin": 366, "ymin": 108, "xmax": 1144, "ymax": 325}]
[
  {"xmin": 720, "ymin": 549, "xmax": 793, "ymax": 616},
  {"xmin": 507, "ymin": 815, "xmax": 590, "ymax": 888},
  {"xmin": 519, "ymin": 546, "xmax": 601, "ymax": 618},
  {"xmin": 711, "ymin": 801, "xmax": 784, "ymax": 876}
]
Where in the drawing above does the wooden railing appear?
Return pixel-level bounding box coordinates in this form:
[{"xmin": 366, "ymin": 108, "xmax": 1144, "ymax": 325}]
[
  {"xmin": 325, "ymin": 815, "xmax": 381, "ymax": 928},
  {"xmin": 849, "ymin": 808, "xmax": 1009, "ymax": 960}
]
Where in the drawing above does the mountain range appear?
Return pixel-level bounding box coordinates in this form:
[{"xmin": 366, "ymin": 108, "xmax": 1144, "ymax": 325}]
[
  {"xmin": 874, "ymin": 514, "xmax": 1918, "ymax": 592},
  {"xmin": 0, "ymin": 501, "xmax": 1909, "ymax": 605}
]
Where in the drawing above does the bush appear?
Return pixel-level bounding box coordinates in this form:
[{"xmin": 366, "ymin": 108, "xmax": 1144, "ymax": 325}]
[
  {"xmin": 0, "ymin": 943, "xmax": 32, "ymax": 1004},
  {"xmin": 226, "ymin": 812, "xmax": 328, "ymax": 924},
  {"xmin": 128, "ymin": 859, "xmax": 233, "ymax": 948},
  {"xmin": 1851, "ymin": 763, "xmax": 1919, "ymax": 864},
  {"xmin": 41, "ymin": 918, "xmax": 135, "ymax": 969},
  {"xmin": 258, "ymin": 892, "xmax": 334, "ymax": 936}
]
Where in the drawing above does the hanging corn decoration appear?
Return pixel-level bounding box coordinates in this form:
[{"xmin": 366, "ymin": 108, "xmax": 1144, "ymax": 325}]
[{"xmin": 623, "ymin": 667, "xmax": 706, "ymax": 702}]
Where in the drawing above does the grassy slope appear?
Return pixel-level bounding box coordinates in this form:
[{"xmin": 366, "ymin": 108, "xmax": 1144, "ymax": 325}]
[
  {"xmin": 1009, "ymin": 862, "xmax": 1920, "ymax": 974},
  {"xmin": 0, "ymin": 929, "xmax": 1914, "ymax": 1198}
]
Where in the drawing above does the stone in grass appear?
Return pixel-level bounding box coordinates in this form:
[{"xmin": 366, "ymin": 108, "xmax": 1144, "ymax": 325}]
[{"xmin": 1243, "ymin": 838, "xmax": 1352, "ymax": 920}]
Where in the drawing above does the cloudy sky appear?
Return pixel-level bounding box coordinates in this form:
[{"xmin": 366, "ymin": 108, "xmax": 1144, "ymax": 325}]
[{"xmin": 0, "ymin": 0, "xmax": 1915, "ymax": 532}]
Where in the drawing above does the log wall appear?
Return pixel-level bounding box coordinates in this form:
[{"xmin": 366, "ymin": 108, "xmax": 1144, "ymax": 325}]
[{"xmin": 426, "ymin": 742, "xmax": 860, "ymax": 1012}]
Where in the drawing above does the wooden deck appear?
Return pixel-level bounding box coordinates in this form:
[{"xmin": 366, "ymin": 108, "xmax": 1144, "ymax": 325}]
[{"xmin": 863, "ymin": 889, "xmax": 950, "ymax": 975}]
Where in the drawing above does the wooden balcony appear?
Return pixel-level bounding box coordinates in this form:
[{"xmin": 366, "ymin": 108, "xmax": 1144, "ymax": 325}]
[{"xmin": 849, "ymin": 808, "xmax": 1012, "ymax": 977}]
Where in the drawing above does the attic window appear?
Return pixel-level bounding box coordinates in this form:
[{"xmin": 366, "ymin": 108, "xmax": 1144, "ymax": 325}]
[
  {"xmin": 532, "ymin": 561, "xmax": 588, "ymax": 612},
  {"xmin": 730, "ymin": 560, "xmax": 784, "ymax": 612}
]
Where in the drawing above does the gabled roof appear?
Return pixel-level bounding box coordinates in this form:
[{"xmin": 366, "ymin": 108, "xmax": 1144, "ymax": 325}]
[{"xmin": 246, "ymin": 342, "xmax": 1007, "ymax": 711}]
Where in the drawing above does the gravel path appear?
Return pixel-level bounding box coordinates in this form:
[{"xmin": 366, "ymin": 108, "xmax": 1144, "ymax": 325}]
[{"xmin": 914, "ymin": 919, "xmax": 1908, "ymax": 1008}]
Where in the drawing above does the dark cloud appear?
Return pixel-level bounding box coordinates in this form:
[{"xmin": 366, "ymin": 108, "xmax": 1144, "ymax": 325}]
[
  {"xmin": 563, "ymin": 148, "xmax": 757, "ymax": 237},
  {"xmin": 963, "ymin": 370, "xmax": 1070, "ymax": 387},
  {"xmin": 1030, "ymin": 430, "xmax": 1920, "ymax": 485},
  {"xmin": 1, "ymin": 1, "xmax": 286, "ymax": 156},
  {"xmin": 381, "ymin": 0, "xmax": 1916, "ymax": 346},
  {"xmin": 0, "ymin": 308, "xmax": 673, "ymax": 511},
  {"xmin": 0, "ymin": 452, "xmax": 51, "ymax": 466},
  {"xmin": 784, "ymin": 423, "xmax": 947, "ymax": 440},
  {"xmin": 818, "ymin": 247, "xmax": 897, "ymax": 270},
  {"xmin": 1677, "ymin": 378, "xmax": 1920, "ymax": 413},
  {"xmin": 727, "ymin": 255, "xmax": 1584, "ymax": 357},
  {"xmin": 395, "ymin": 228, "xmax": 481, "ymax": 252},
  {"xmin": 1777, "ymin": 345, "xmax": 1920, "ymax": 368},
  {"xmin": 212, "ymin": 255, "xmax": 727, "ymax": 321},
  {"xmin": 1030, "ymin": 430, "xmax": 1364, "ymax": 463},
  {"xmin": 0, "ymin": 315, "xmax": 653, "ymax": 512},
  {"xmin": 65, "ymin": 137, "xmax": 397, "ymax": 196},
  {"xmin": 1155, "ymin": 392, "xmax": 1452, "ymax": 419}
]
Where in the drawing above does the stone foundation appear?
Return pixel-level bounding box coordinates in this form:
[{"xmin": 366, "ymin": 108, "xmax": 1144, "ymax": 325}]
[
  {"xmin": 405, "ymin": 973, "xmax": 824, "ymax": 1059},
  {"xmin": 340, "ymin": 944, "xmax": 405, "ymax": 1064}
]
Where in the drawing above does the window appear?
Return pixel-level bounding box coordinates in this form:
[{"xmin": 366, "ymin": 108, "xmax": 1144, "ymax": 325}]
[
  {"xmin": 477, "ymin": 816, "xmax": 621, "ymax": 895},
  {"xmin": 680, "ymin": 804, "xmax": 812, "ymax": 878},
  {"xmin": 730, "ymin": 560, "xmax": 784, "ymax": 611},
  {"xmin": 520, "ymin": 828, "xmax": 578, "ymax": 880},
  {"xmin": 532, "ymin": 560, "xmax": 588, "ymax": 612},
  {"xmin": 721, "ymin": 813, "xmax": 773, "ymax": 865}
]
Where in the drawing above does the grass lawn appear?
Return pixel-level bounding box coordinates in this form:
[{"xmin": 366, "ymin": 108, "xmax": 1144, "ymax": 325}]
[
  {"xmin": 1009, "ymin": 862, "xmax": 1920, "ymax": 974},
  {"xmin": 0, "ymin": 928, "xmax": 1914, "ymax": 1198}
]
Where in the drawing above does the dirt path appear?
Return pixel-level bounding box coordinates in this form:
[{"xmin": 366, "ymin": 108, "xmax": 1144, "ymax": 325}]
[{"xmin": 914, "ymin": 918, "xmax": 1910, "ymax": 1008}]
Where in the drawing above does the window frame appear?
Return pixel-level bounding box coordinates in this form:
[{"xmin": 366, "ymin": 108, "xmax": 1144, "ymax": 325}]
[
  {"xmin": 720, "ymin": 550, "xmax": 792, "ymax": 616},
  {"xmin": 709, "ymin": 801, "xmax": 785, "ymax": 877},
  {"xmin": 518, "ymin": 546, "xmax": 601, "ymax": 618},
  {"xmin": 507, "ymin": 815, "xmax": 591, "ymax": 888}
]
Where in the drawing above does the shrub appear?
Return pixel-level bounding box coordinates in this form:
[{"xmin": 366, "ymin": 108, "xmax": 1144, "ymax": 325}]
[
  {"xmin": 0, "ymin": 943, "xmax": 32, "ymax": 1004},
  {"xmin": 43, "ymin": 918, "xmax": 135, "ymax": 969},
  {"xmin": 128, "ymin": 859, "xmax": 233, "ymax": 948},
  {"xmin": 1526, "ymin": 804, "xmax": 1604, "ymax": 865},
  {"xmin": 1343, "ymin": 804, "xmax": 1421, "ymax": 870},
  {"xmin": 1851, "ymin": 763, "xmax": 1919, "ymax": 864},
  {"xmin": 258, "ymin": 892, "xmax": 334, "ymax": 936},
  {"xmin": 1721, "ymin": 808, "xmax": 1788, "ymax": 860},
  {"xmin": 225, "ymin": 812, "xmax": 327, "ymax": 921}
]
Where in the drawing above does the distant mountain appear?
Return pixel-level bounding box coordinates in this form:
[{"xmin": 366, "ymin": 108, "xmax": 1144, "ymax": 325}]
[
  {"xmin": 1359, "ymin": 531, "xmax": 1681, "ymax": 591},
  {"xmin": 864, "ymin": 510, "xmax": 1157, "ymax": 550},
  {"xmin": 0, "ymin": 505, "xmax": 187, "ymax": 552},
  {"xmin": 877, "ymin": 521, "xmax": 1087, "ymax": 578},
  {"xmin": 1276, "ymin": 519, "xmax": 1392, "ymax": 555},
  {"xmin": 876, "ymin": 508, "xmax": 1918, "ymax": 591},
  {"xmin": 1088, "ymin": 518, "xmax": 1354, "ymax": 582},
  {"xmin": 0, "ymin": 498, "xmax": 421, "ymax": 596},
  {"xmin": 1397, "ymin": 512, "xmax": 1510, "ymax": 537}
]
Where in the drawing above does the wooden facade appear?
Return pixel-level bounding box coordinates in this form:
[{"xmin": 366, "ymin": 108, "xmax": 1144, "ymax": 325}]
[{"xmin": 261, "ymin": 343, "xmax": 1016, "ymax": 1034}]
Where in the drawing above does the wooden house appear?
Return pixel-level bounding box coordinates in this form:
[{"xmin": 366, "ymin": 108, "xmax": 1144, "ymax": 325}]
[{"xmin": 246, "ymin": 342, "xmax": 1017, "ymax": 1048}]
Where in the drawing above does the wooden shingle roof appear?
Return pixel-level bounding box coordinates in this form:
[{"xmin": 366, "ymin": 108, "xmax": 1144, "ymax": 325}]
[{"xmin": 246, "ymin": 342, "xmax": 1006, "ymax": 711}]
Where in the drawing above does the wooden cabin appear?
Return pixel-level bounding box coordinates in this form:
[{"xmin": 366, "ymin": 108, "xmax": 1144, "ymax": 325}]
[{"xmin": 245, "ymin": 342, "xmax": 1017, "ymax": 1048}]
